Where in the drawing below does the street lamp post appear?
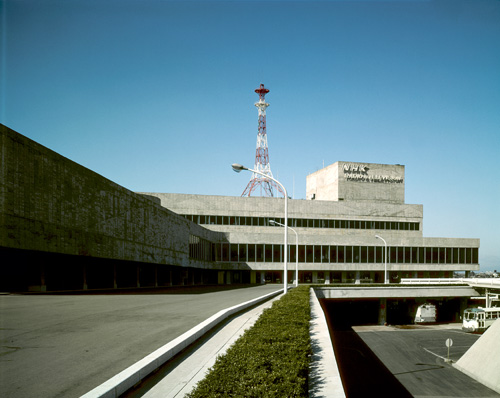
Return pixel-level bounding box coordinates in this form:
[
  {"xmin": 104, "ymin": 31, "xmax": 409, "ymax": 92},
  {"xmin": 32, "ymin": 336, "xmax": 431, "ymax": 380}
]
[
  {"xmin": 375, "ymin": 235, "xmax": 388, "ymax": 284},
  {"xmin": 270, "ymin": 220, "xmax": 298, "ymax": 287},
  {"xmin": 232, "ymin": 163, "xmax": 288, "ymax": 293}
]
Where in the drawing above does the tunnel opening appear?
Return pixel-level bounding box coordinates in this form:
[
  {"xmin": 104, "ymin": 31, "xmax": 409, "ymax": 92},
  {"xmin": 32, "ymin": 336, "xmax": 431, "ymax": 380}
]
[
  {"xmin": 320, "ymin": 298, "xmax": 413, "ymax": 397},
  {"xmin": 321, "ymin": 298, "xmax": 380, "ymax": 327}
]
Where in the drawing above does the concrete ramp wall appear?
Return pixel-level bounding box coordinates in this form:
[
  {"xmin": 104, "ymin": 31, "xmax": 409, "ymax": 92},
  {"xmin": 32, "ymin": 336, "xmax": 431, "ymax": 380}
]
[
  {"xmin": 1, "ymin": 124, "xmax": 220, "ymax": 267},
  {"xmin": 454, "ymin": 319, "xmax": 500, "ymax": 394}
]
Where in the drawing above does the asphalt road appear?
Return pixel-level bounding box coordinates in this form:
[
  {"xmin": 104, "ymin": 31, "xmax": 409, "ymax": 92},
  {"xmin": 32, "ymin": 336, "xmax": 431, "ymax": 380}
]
[
  {"xmin": 0, "ymin": 285, "xmax": 282, "ymax": 398},
  {"xmin": 321, "ymin": 298, "xmax": 499, "ymax": 397},
  {"xmin": 355, "ymin": 325, "xmax": 500, "ymax": 398}
]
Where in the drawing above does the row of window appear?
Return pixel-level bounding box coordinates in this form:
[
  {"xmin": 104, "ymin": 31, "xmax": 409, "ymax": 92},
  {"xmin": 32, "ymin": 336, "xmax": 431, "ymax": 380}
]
[
  {"xmin": 189, "ymin": 238, "xmax": 479, "ymax": 265},
  {"xmin": 188, "ymin": 235, "xmax": 213, "ymax": 262},
  {"xmin": 183, "ymin": 214, "xmax": 420, "ymax": 231},
  {"xmin": 485, "ymin": 310, "xmax": 499, "ymax": 320},
  {"xmin": 254, "ymin": 270, "xmax": 454, "ymax": 284}
]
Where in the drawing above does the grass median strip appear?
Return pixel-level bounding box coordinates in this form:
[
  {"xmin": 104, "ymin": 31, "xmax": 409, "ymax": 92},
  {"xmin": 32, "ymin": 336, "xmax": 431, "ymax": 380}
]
[{"xmin": 186, "ymin": 286, "xmax": 312, "ymax": 398}]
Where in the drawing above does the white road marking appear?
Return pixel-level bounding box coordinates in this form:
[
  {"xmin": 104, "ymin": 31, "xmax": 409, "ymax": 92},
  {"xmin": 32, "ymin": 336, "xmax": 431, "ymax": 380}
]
[{"xmin": 423, "ymin": 347, "xmax": 447, "ymax": 361}]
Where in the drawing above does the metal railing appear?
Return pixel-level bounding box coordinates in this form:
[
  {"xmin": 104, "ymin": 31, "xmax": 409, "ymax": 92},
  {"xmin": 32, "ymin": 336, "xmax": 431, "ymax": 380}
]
[
  {"xmin": 401, "ymin": 278, "xmax": 500, "ymax": 289},
  {"xmin": 400, "ymin": 278, "xmax": 463, "ymax": 284}
]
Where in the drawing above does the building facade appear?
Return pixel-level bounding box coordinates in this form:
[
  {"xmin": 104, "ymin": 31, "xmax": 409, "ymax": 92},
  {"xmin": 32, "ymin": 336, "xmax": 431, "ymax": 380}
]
[
  {"xmin": 146, "ymin": 188, "xmax": 479, "ymax": 285},
  {"xmin": 0, "ymin": 124, "xmax": 479, "ymax": 291}
]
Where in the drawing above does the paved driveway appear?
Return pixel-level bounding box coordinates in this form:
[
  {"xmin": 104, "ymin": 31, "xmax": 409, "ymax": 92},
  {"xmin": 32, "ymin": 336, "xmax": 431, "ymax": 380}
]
[
  {"xmin": 0, "ymin": 285, "xmax": 282, "ymax": 398},
  {"xmin": 355, "ymin": 325, "xmax": 500, "ymax": 397}
]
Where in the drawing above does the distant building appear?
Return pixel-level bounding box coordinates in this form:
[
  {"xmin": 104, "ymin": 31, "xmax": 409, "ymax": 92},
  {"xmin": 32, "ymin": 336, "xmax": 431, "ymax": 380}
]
[{"xmin": 0, "ymin": 124, "xmax": 479, "ymax": 291}]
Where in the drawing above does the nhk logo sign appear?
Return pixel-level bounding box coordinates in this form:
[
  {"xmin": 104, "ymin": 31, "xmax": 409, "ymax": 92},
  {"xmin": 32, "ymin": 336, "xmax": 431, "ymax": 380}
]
[
  {"xmin": 343, "ymin": 163, "xmax": 368, "ymax": 173},
  {"xmin": 342, "ymin": 163, "xmax": 403, "ymax": 184}
]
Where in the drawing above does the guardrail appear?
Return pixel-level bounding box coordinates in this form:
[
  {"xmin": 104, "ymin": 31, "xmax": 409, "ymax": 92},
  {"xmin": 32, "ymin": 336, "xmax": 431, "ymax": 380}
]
[
  {"xmin": 400, "ymin": 278, "xmax": 464, "ymax": 284},
  {"xmin": 401, "ymin": 278, "xmax": 500, "ymax": 288},
  {"xmin": 461, "ymin": 278, "xmax": 500, "ymax": 288}
]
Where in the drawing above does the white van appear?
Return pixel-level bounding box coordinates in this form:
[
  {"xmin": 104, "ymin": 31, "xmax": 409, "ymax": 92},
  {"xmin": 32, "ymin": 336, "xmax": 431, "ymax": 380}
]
[{"xmin": 415, "ymin": 303, "xmax": 437, "ymax": 323}]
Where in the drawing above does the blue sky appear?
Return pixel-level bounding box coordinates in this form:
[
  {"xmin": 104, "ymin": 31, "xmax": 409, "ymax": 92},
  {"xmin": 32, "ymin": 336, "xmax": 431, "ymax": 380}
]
[{"xmin": 1, "ymin": 0, "xmax": 499, "ymax": 271}]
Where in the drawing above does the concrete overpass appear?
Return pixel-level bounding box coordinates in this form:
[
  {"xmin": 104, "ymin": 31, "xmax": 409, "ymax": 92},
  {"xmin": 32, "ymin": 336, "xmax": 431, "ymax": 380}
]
[
  {"xmin": 315, "ymin": 284, "xmax": 480, "ymax": 325},
  {"xmin": 402, "ymin": 278, "xmax": 500, "ymax": 307},
  {"xmin": 315, "ymin": 284, "xmax": 479, "ymax": 299}
]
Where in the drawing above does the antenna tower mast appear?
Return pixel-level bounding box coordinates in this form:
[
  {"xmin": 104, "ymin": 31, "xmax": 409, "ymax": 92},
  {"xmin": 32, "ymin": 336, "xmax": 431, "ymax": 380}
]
[{"xmin": 242, "ymin": 84, "xmax": 284, "ymax": 197}]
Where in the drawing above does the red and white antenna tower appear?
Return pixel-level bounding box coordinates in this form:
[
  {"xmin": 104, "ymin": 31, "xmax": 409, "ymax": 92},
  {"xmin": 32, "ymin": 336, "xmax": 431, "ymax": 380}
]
[{"xmin": 241, "ymin": 84, "xmax": 285, "ymax": 197}]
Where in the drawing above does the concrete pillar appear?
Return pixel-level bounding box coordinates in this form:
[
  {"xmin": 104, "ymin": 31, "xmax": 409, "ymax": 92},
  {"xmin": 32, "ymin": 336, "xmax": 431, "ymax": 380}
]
[
  {"xmin": 261, "ymin": 271, "xmax": 266, "ymax": 284},
  {"xmin": 226, "ymin": 271, "xmax": 231, "ymax": 285},
  {"xmin": 40, "ymin": 264, "xmax": 47, "ymax": 292},
  {"xmin": 218, "ymin": 271, "xmax": 224, "ymax": 285},
  {"xmin": 251, "ymin": 271, "xmax": 256, "ymax": 284},
  {"xmin": 379, "ymin": 298, "xmax": 387, "ymax": 325},
  {"xmin": 355, "ymin": 271, "xmax": 361, "ymax": 285},
  {"xmin": 113, "ymin": 264, "xmax": 118, "ymax": 289},
  {"xmin": 341, "ymin": 271, "xmax": 347, "ymax": 283},
  {"xmin": 136, "ymin": 266, "xmax": 141, "ymax": 288},
  {"xmin": 83, "ymin": 265, "xmax": 88, "ymax": 290},
  {"xmin": 312, "ymin": 271, "xmax": 318, "ymax": 284},
  {"xmin": 325, "ymin": 272, "xmax": 330, "ymax": 284},
  {"xmin": 460, "ymin": 297, "xmax": 468, "ymax": 321}
]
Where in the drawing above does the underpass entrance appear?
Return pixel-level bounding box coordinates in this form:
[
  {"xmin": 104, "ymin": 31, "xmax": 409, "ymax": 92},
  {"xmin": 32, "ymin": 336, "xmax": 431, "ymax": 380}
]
[{"xmin": 321, "ymin": 296, "xmax": 465, "ymax": 327}]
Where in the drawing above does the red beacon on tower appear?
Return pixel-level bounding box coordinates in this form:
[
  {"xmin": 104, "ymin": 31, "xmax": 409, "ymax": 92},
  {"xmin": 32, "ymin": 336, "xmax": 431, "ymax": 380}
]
[{"xmin": 241, "ymin": 84, "xmax": 285, "ymax": 197}]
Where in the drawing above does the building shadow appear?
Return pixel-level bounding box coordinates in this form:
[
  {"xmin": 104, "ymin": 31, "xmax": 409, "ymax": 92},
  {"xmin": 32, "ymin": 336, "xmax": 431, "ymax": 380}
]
[
  {"xmin": 321, "ymin": 299, "xmax": 413, "ymax": 397},
  {"xmin": 308, "ymin": 312, "xmax": 329, "ymax": 396},
  {"xmin": 23, "ymin": 284, "xmax": 263, "ymax": 295}
]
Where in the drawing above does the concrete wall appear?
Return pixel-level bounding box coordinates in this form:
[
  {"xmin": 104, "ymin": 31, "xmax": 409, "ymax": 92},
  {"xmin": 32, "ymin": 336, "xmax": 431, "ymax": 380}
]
[
  {"xmin": 143, "ymin": 193, "xmax": 479, "ymax": 274},
  {"xmin": 307, "ymin": 161, "xmax": 405, "ymax": 203},
  {"xmin": 0, "ymin": 124, "xmax": 221, "ymax": 268},
  {"xmin": 306, "ymin": 162, "xmax": 339, "ymax": 201},
  {"xmin": 315, "ymin": 285, "xmax": 480, "ymax": 299},
  {"xmin": 145, "ymin": 193, "xmax": 422, "ymax": 227},
  {"xmin": 455, "ymin": 319, "xmax": 500, "ymax": 394}
]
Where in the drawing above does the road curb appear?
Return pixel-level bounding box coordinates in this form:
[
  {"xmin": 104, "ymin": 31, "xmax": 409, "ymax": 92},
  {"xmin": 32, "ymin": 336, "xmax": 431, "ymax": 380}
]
[
  {"xmin": 80, "ymin": 288, "xmax": 283, "ymax": 398},
  {"xmin": 309, "ymin": 288, "xmax": 346, "ymax": 397}
]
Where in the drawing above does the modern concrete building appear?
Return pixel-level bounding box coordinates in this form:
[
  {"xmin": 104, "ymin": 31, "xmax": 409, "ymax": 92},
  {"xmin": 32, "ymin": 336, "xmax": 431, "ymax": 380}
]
[
  {"xmin": 145, "ymin": 161, "xmax": 478, "ymax": 285},
  {"xmin": 306, "ymin": 161, "xmax": 405, "ymax": 203},
  {"xmin": 0, "ymin": 124, "xmax": 479, "ymax": 291}
]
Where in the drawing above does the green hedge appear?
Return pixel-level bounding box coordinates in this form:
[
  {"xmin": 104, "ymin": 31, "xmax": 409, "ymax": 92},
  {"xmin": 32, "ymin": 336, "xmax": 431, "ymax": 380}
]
[{"xmin": 186, "ymin": 286, "xmax": 312, "ymax": 398}]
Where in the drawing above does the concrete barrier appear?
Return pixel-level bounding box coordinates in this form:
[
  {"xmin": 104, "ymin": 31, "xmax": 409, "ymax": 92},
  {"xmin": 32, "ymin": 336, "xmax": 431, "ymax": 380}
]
[
  {"xmin": 454, "ymin": 318, "xmax": 500, "ymax": 394},
  {"xmin": 80, "ymin": 289, "xmax": 283, "ymax": 398},
  {"xmin": 309, "ymin": 289, "xmax": 346, "ymax": 397}
]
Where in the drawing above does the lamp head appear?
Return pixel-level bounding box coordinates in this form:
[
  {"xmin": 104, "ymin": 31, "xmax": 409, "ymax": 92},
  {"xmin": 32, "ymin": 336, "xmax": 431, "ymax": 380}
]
[
  {"xmin": 231, "ymin": 163, "xmax": 247, "ymax": 173},
  {"xmin": 269, "ymin": 220, "xmax": 276, "ymax": 225},
  {"xmin": 375, "ymin": 235, "xmax": 386, "ymax": 244}
]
